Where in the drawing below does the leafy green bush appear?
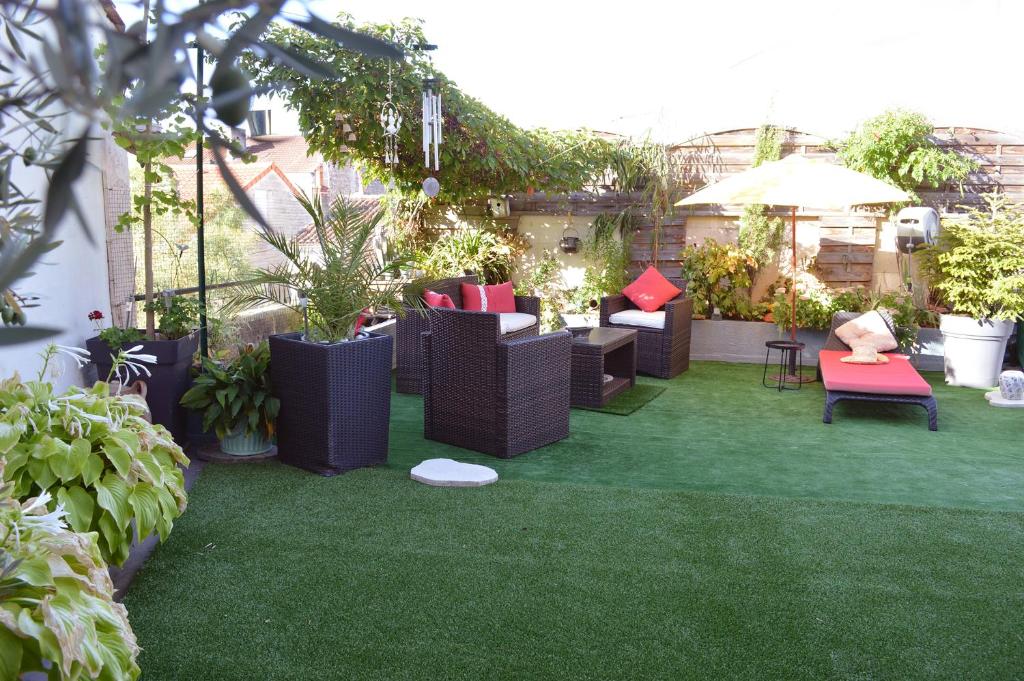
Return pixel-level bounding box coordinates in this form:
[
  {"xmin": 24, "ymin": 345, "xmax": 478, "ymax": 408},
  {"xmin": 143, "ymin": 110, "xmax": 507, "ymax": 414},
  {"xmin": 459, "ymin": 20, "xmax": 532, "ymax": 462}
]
[
  {"xmin": 771, "ymin": 289, "xmax": 837, "ymax": 331},
  {"xmin": 419, "ymin": 228, "xmax": 523, "ymax": 285},
  {"xmin": 918, "ymin": 193, "xmax": 1024, "ymax": 320},
  {"xmin": 515, "ymin": 252, "xmax": 565, "ymax": 332},
  {"xmin": 181, "ymin": 343, "xmax": 279, "ymax": 440},
  {"xmin": 772, "ymin": 285, "xmax": 928, "ymax": 347},
  {"xmin": 143, "ymin": 295, "xmax": 198, "ymax": 340},
  {"xmin": 679, "ymin": 239, "xmax": 762, "ymax": 319},
  {"xmin": 833, "ymin": 109, "xmax": 977, "ymax": 201},
  {"xmin": 0, "ymin": 471, "xmax": 141, "ymax": 679},
  {"xmin": 0, "ymin": 377, "xmax": 189, "ymax": 567}
]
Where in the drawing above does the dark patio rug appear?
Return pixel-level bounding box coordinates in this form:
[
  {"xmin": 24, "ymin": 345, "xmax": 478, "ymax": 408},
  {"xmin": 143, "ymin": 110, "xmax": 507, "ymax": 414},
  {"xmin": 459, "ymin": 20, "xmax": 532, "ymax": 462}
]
[{"xmin": 574, "ymin": 383, "xmax": 665, "ymax": 415}]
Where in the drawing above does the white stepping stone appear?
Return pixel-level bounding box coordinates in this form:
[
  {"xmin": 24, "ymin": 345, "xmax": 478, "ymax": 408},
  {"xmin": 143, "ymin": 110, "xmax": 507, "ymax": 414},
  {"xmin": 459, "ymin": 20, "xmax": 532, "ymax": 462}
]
[{"xmin": 410, "ymin": 458, "xmax": 498, "ymax": 487}]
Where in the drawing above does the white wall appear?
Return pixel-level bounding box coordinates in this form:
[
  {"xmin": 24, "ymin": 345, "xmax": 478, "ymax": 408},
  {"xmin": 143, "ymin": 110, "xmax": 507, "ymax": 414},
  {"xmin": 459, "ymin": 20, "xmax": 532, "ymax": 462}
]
[{"xmin": 1, "ymin": 137, "xmax": 115, "ymax": 392}]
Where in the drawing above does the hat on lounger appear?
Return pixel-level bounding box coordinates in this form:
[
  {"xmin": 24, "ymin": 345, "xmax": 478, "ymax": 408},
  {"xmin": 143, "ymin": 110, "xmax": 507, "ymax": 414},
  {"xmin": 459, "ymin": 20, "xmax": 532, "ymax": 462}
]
[{"xmin": 840, "ymin": 344, "xmax": 890, "ymax": 365}]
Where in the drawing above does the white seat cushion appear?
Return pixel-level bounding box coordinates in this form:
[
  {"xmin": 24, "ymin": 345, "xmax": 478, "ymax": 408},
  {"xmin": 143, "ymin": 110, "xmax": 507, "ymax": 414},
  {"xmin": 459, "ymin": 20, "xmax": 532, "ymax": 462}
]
[
  {"xmin": 499, "ymin": 312, "xmax": 537, "ymax": 334},
  {"xmin": 608, "ymin": 309, "xmax": 665, "ymax": 329}
]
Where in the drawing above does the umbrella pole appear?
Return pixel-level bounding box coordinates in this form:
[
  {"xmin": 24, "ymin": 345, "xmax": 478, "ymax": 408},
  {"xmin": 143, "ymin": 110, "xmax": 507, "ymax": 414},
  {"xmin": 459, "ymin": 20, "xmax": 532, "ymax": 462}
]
[{"xmin": 790, "ymin": 206, "xmax": 797, "ymax": 342}]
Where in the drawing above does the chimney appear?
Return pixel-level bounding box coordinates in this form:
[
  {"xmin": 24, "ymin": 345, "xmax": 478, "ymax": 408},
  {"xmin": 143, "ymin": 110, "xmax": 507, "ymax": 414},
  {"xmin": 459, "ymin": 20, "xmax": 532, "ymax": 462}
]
[
  {"xmin": 231, "ymin": 126, "xmax": 247, "ymax": 151},
  {"xmin": 248, "ymin": 110, "xmax": 271, "ymax": 137}
]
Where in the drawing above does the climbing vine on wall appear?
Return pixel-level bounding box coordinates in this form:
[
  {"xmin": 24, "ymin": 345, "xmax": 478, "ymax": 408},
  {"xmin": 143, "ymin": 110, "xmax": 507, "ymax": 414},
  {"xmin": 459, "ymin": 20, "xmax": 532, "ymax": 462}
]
[
  {"xmin": 242, "ymin": 16, "xmax": 615, "ymax": 207},
  {"xmin": 832, "ymin": 109, "xmax": 977, "ymax": 202},
  {"xmin": 737, "ymin": 124, "xmax": 785, "ymax": 266}
]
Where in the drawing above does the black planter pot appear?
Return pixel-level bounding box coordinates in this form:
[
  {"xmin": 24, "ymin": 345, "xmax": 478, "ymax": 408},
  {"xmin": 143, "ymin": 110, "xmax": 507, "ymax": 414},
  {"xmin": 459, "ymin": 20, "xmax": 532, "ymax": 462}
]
[
  {"xmin": 87, "ymin": 332, "xmax": 199, "ymax": 445},
  {"xmin": 269, "ymin": 331, "xmax": 392, "ymax": 476}
]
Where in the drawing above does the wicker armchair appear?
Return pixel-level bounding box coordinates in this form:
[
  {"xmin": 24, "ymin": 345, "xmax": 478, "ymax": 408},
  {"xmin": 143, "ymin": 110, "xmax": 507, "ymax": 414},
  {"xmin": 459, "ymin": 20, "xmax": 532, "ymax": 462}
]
[
  {"xmin": 599, "ymin": 277, "xmax": 692, "ymax": 379},
  {"xmin": 396, "ymin": 275, "xmax": 540, "ymax": 394},
  {"xmin": 422, "ymin": 308, "xmax": 570, "ymax": 458}
]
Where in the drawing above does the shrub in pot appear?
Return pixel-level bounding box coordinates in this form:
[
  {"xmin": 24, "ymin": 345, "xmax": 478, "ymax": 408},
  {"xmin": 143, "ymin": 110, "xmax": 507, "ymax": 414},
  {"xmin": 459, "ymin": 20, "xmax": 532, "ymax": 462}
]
[
  {"xmin": 180, "ymin": 342, "xmax": 279, "ymax": 456},
  {"xmin": 228, "ymin": 194, "xmax": 414, "ymax": 475},
  {"xmin": 918, "ymin": 193, "xmax": 1024, "ymax": 388},
  {"xmin": 86, "ymin": 296, "xmax": 199, "ymax": 443},
  {"xmin": 0, "ymin": 348, "xmax": 190, "ymax": 567},
  {"xmin": 0, "ymin": 469, "xmax": 141, "ymax": 679}
]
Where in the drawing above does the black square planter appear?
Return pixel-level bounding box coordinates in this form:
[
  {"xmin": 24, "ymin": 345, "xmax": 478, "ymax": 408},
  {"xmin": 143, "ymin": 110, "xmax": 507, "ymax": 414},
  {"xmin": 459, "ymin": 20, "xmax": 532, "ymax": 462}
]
[
  {"xmin": 86, "ymin": 332, "xmax": 199, "ymax": 445},
  {"xmin": 269, "ymin": 332, "xmax": 393, "ymax": 476}
]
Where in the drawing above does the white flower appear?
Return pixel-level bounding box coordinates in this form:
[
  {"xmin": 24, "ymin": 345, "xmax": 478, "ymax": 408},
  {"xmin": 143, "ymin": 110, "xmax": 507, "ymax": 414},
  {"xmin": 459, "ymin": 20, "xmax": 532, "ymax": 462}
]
[{"xmin": 55, "ymin": 345, "xmax": 91, "ymax": 369}]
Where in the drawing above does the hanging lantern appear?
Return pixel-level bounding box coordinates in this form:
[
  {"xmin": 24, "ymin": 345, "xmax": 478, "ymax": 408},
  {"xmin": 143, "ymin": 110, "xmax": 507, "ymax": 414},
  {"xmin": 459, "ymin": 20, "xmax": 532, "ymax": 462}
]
[{"xmin": 421, "ymin": 77, "xmax": 442, "ymax": 171}]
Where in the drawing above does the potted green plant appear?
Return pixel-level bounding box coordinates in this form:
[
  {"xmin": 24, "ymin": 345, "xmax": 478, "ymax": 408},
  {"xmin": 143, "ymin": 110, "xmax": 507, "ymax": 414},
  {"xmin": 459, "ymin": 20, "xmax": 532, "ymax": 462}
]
[
  {"xmin": 918, "ymin": 193, "xmax": 1024, "ymax": 388},
  {"xmin": 2, "ymin": 344, "xmax": 190, "ymax": 567},
  {"xmin": 228, "ymin": 194, "xmax": 413, "ymax": 475},
  {"xmin": 86, "ymin": 295, "xmax": 199, "ymax": 443},
  {"xmin": 180, "ymin": 342, "xmax": 280, "ymax": 456}
]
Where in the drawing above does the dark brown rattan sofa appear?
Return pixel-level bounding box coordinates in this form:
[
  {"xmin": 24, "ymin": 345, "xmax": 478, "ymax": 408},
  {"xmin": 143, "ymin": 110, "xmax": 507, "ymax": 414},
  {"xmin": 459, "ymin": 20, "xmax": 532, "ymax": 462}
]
[
  {"xmin": 817, "ymin": 310, "xmax": 938, "ymax": 431},
  {"xmin": 599, "ymin": 277, "xmax": 692, "ymax": 379},
  {"xmin": 422, "ymin": 308, "xmax": 571, "ymax": 458},
  {"xmin": 396, "ymin": 275, "xmax": 539, "ymax": 394}
]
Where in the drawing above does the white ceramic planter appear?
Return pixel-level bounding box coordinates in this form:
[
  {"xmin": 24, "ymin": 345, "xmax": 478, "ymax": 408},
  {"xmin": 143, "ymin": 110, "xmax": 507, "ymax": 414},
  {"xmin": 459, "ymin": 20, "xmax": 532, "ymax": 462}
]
[{"xmin": 939, "ymin": 314, "xmax": 1014, "ymax": 388}]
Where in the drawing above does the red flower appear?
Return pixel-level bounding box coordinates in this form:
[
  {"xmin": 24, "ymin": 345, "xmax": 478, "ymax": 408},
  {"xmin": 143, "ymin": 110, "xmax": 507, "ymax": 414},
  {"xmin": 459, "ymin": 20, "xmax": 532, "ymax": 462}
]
[{"xmin": 88, "ymin": 310, "xmax": 104, "ymax": 321}]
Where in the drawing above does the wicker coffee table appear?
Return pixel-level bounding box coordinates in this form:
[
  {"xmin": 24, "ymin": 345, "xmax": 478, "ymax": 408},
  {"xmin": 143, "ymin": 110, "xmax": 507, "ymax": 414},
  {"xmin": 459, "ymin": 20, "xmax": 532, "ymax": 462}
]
[{"xmin": 570, "ymin": 327, "xmax": 637, "ymax": 408}]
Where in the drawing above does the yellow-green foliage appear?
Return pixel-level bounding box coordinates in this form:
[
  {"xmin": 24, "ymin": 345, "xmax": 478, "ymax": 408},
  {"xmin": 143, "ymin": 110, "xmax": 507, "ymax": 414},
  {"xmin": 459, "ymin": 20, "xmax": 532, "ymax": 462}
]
[
  {"xmin": 918, "ymin": 193, "xmax": 1024, "ymax": 320},
  {"xmin": 0, "ymin": 377, "xmax": 189, "ymax": 567}
]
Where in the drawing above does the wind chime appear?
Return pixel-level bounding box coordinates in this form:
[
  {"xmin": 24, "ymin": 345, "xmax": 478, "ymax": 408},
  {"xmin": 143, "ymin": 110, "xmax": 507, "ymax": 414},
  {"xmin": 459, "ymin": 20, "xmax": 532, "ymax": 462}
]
[
  {"xmin": 379, "ymin": 62, "xmax": 401, "ymax": 169},
  {"xmin": 421, "ymin": 77, "xmax": 443, "ymax": 197},
  {"xmin": 421, "ymin": 77, "xmax": 442, "ymax": 171}
]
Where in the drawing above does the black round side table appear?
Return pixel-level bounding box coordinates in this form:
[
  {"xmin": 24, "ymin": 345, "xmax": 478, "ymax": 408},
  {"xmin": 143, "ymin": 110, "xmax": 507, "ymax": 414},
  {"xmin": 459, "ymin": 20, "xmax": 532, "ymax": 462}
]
[{"xmin": 763, "ymin": 340, "xmax": 806, "ymax": 391}]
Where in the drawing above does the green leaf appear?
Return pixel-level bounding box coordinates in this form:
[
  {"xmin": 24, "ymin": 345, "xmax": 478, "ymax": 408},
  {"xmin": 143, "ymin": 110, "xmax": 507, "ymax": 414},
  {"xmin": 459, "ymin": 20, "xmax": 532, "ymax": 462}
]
[
  {"xmin": 128, "ymin": 484, "xmax": 161, "ymax": 542},
  {"xmin": 103, "ymin": 444, "xmax": 131, "ymax": 478},
  {"xmin": 0, "ymin": 422, "xmax": 18, "ymax": 454},
  {"xmin": 94, "ymin": 475, "xmax": 131, "ymax": 532},
  {"xmin": 0, "ymin": 626, "xmax": 24, "ymax": 681},
  {"xmin": 26, "ymin": 457, "xmax": 56, "ymax": 490},
  {"xmin": 57, "ymin": 485, "xmax": 95, "ymax": 533},
  {"xmin": 14, "ymin": 556, "xmax": 51, "ymax": 587},
  {"xmin": 81, "ymin": 454, "xmax": 105, "ymax": 487}
]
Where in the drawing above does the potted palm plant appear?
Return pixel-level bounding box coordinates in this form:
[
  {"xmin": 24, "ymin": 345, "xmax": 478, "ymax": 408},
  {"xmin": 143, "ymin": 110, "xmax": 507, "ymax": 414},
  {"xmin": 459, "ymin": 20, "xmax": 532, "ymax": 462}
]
[
  {"xmin": 919, "ymin": 193, "xmax": 1024, "ymax": 388},
  {"xmin": 228, "ymin": 194, "xmax": 413, "ymax": 475},
  {"xmin": 180, "ymin": 342, "xmax": 279, "ymax": 456}
]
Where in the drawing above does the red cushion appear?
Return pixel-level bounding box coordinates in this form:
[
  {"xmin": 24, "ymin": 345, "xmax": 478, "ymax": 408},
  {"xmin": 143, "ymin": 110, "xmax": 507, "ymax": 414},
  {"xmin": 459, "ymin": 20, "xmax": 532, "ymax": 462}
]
[
  {"xmin": 818, "ymin": 350, "xmax": 932, "ymax": 396},
  {"xmin": 354, "ymin": 309, "xmax": 368, "ymax": 334},
  {"xmin": 622, "ymin": 267, "xmax": 682, "ymax": 313},
  {"xmin": 460, "ymin": 281, "xmax": 516, "ymax": 313},
  {"xmin": 423, "ymin": 289, "xmax": 456, "ymax": 309}
]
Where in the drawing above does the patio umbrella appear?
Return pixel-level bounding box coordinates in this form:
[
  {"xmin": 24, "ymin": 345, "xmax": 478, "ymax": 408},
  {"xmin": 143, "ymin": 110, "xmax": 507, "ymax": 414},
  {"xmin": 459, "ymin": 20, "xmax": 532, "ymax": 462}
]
[{"xmin": 675, "ymin": 154, "xmax": 910, "ymax": 344}]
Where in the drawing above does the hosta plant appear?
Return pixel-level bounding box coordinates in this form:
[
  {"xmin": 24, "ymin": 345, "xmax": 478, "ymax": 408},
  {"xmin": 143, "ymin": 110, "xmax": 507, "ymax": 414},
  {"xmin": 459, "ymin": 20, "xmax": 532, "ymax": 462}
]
[
  {"xmin": 0, "ymin": 375, "xmax": 189, "ymax": 567},
  {"xmin": 180, "ymin": 342, "xmax": 279, "ymax": 439},
  {"xmin": 0, "ymin": 467, "xmax": 141, "ymax": 679}
]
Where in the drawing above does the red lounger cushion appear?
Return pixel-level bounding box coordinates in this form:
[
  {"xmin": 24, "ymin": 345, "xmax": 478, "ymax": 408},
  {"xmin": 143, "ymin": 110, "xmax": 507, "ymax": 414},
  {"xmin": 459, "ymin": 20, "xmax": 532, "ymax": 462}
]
[
  {"xmin": 818, "ymin": 350, "xmax": 932, "ymax": 397},
  {"xmin": 622, "ymin": 266, "xmax": 682, "ymax": 313}
]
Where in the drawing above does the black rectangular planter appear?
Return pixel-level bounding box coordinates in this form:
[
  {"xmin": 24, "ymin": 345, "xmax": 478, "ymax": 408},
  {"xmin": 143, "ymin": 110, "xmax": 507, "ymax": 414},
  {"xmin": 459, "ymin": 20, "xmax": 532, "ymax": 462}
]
[
  {"xmin": 87, "ymin": 332, "xmax": 199, "ymax": 445},
  {"xmin": 269, "ymin": 331, "xmax": 392, "ymax": 476}
]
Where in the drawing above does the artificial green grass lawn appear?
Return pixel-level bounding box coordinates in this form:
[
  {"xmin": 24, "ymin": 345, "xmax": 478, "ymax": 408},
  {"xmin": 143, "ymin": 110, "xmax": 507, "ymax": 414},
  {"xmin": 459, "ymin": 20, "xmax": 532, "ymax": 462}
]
[
  {"xmin": 124, "ymin": 362, "xmax": 1024, "ymax": 679},
  {"xmin": 389, "ymin": 362, "xmax": 1024, "ymax": 512}
]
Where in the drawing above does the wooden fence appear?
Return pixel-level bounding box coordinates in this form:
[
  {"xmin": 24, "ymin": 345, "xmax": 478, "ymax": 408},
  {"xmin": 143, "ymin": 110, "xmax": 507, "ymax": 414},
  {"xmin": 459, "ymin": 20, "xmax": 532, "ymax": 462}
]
[{"xmin": 496, "ymin": 126, "xmax": 1024, "ymax": 284}]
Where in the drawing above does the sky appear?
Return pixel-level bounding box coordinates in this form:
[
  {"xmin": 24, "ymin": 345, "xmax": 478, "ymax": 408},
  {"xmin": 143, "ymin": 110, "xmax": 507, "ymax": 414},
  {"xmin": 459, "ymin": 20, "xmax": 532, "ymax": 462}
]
[
  {"xmin": 306, "ymin": 0, "xmax": 1024, "ymax": 141},
  {"xmin": 124, "ymin": 0, "xmax": 1024, "ymax": 141}
]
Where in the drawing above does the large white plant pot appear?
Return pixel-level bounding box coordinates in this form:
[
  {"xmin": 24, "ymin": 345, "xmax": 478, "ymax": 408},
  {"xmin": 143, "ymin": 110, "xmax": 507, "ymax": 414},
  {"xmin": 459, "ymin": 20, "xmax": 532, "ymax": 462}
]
[{"xmin": 939, "ymin": 314, "xmax": 1014, "ymax": 388}]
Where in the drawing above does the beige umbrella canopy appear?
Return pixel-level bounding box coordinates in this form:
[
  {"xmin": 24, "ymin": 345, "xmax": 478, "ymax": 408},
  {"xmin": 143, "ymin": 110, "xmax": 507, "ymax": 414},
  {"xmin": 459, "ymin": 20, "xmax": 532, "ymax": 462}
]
[{"xmin": 676, "ymin": 154, "xmax": 911, "ymax": 345}]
